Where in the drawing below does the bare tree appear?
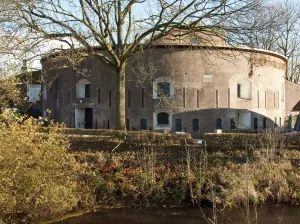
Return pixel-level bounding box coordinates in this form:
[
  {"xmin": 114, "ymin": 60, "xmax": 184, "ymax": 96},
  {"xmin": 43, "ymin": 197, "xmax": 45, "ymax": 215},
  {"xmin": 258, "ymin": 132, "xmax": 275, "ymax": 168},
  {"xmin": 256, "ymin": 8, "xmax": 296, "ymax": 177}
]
[
  {"xmin": 275, "ymin": 0, "xmax": 300, "ymax": 83},
  {"xmin": 8, "ymin": 0, "xmax": 265, "ymax": 130},
  {"xmin": 231, "ymin": 0, "xmax": 300, "ymax": 83}
]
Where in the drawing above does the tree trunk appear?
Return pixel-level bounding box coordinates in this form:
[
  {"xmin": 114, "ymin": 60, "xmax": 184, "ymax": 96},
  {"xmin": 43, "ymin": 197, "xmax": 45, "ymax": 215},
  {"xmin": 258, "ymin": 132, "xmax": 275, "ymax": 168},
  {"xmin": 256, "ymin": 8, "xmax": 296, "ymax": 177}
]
[{"xmin": 115, "ymin": 63, "xmax": 126, "ymax": 130}]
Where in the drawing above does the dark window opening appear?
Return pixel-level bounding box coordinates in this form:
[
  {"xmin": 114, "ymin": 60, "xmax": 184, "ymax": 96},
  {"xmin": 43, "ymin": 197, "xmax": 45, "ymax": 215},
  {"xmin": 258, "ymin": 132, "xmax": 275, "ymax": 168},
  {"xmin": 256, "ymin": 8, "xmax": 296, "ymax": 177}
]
[
  {"xmin": 84, "ymin": 108, "xmax": 93, "ymax": 129},
  {"xmin": 193, "ymin": 118, "xmax": 199, "ymax": 131},
  {"xmin": 216, "ymin": 118, "xmax": 222, "ymax": 129},
  {"xmin": 157, "ymin": 112, "xmax": 169, "ymax": 125},
  {"xmin": 175, "ymin": 118, "xmax": 182, "ymax": 132},
  {"xmin": 140, "ymin": 119, "xmax": 147, "ymax": 130},
  {"xmin": 216, "ymin": 90, "xmax": 219, "ymax": 108},
  {"xmin": 230, "ymin": 118, "xmax": 237, "ymax": 130},
  {"xmin": 263, "ymin": 118, "xmax": 267, "ymax": 129},
  {"xmin": 237, "ymin": 84, "xmax": 241, "ymax": 98},
  {"xmin": 128, "ymin": 89, "xmax": 131, "ymax": 108},
  {"xmin": 157, "ymin": 82, "xmax": 170, "ymax": 97},
  {"xmin": 98, "ymin": 88, "xmax": 100, "ymax": 103},
  {"xmin": 126, "ymin": 118, "xmax": 130, "ymax": 130},
  {"xmin": 183, "ymin": 87, "xmax": 186, "ymax": 108},
  {"xmin": 85, "ymin": 84, "xmax": 91, "ymax": 98},
  {"xmin": 142, "ymin": 88, "xmax": 145, "ymax": 108},
  {"xmin": 279, "ymin": 117, "xmax": 281, "ymax": 127},
  {"xmin": 107, "ymin": 120, "xmax": 110, "ymax": 129},
  {"xmin": 197, "ymin": 89, "xmax": 200, "ymax": 108},
  {"xmin": 254, "ymin": 118, "xmax": 258, "ymax": 130}
]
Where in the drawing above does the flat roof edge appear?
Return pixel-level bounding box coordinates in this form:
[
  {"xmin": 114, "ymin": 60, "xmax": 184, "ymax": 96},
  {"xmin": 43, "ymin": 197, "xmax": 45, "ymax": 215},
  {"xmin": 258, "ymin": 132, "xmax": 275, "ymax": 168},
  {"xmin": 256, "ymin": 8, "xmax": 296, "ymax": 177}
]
[{"xmin": 41, "ymin": 45, "xmax": 287, "ymax": 63}]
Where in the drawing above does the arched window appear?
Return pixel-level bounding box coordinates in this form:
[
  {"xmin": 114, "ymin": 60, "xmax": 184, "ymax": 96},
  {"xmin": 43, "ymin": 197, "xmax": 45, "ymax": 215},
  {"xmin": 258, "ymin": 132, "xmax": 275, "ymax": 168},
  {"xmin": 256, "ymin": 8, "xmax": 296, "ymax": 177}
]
[
  {"xmin": 237, "ymin": 79, "xmax": 252, "ymax": 100},
  {"xmin": 76, "ymin": 79, "xmax": 91, "ymax": 99},
  {"xmin": 157, "ymin": 112, "xmax": 169, "ymax": 125},
  {"xmin": 153, "ymin": 110, "xmax": 172, "ymax": 130},
  {"xmin": 263, "ymin": 118, "xmax": 267, "ymax": 129},
  {"xmin": 216, "ymin": 118, "xmax": 222, "ymax": 129},
  {"xmin": 192, "ymin": 118, "xmax": 200, "ymax": 131},
  {"xmin": 230, "ymin": 118, "xmax": 237, "ymax": 130},
  {"xmin": 254, "ymin": 118, "xmax": 258, "ymax": 130}
]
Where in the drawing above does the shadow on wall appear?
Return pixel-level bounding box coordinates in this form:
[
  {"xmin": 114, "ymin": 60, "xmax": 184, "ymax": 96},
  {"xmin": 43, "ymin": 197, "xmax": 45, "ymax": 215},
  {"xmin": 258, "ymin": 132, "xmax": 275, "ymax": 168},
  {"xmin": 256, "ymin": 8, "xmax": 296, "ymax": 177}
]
[{"xmin": 171, "ymin": 108, "xmax": 278, "ymax": 138}]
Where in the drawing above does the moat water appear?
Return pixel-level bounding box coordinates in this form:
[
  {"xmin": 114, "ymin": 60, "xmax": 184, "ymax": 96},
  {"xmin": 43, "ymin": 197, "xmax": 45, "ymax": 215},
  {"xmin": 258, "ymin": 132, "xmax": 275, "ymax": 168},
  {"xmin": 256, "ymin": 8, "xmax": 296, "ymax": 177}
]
[{"xmin": 57, "ymin": 205, "xmax": 299, "ymax": 224}]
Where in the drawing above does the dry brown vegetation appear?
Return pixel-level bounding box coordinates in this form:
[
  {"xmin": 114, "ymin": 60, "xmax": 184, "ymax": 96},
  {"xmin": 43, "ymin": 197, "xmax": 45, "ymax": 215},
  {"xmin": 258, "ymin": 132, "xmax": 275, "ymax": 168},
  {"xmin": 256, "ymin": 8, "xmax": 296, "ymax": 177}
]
[{"xmin": 0, "ymin": 115, "xmax": 299, "ymax": 223}]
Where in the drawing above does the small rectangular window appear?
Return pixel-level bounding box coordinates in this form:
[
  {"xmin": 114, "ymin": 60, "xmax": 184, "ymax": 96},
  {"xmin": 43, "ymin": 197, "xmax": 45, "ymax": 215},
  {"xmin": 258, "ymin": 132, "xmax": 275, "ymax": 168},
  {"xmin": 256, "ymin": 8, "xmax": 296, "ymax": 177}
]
[
  {"xmin": 254, "ymin": 118, "xmax": 258, "ymax": 130},
  {"xmin": 192, "ymin": 118, "xmax": 199, "ymax": 131},
  {"xmin": 216, "ymin": 90, "xmax": 219, "ymax": 108},
  {"xmin": 142, "ymin": 88, "xmax": 145, "ymax": 108},
  {"xmin": 216, "ymin": 118, "xmax": 222, "ymax": 129},
  {"xmin": 183, "ymin": 87, "xmax": 186, "ymax": 108},
  {"xmin": 197, "ymin": 89, "xmax": 200, "ymax": 108},
  {"xmin": 98, "ymin": 88, "xmax": 100, "ymax": 103},
  {"xmin": 175, "ymin": 118, "xmax": 182, "ymax": 132},
  {"xmin": 140, "ymin": 119, "xmax": 147, "ymax": 130},
  {"xmin": 126, "ymin": 118, "xmax": 130, "ymax": 130}
]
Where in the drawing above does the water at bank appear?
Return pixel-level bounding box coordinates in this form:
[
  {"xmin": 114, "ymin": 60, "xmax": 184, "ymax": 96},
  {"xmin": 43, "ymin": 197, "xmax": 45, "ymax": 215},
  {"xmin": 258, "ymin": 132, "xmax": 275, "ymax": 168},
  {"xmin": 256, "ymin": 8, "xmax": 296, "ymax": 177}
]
[{"xmin": 57, "ymin": 205, "xmax": 299, "ymax": 224}]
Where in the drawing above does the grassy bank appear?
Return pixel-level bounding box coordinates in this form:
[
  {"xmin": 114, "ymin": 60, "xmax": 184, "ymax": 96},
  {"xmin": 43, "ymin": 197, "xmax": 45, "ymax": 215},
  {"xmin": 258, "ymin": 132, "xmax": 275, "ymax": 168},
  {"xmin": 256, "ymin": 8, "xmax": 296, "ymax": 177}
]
[
  {"xmin": 68, "ymin": 130, "xmax": 300, "ymax": 211},
  {"xmin": 73, "ymin": 141, "xmax": 300, "ymax": 209}
]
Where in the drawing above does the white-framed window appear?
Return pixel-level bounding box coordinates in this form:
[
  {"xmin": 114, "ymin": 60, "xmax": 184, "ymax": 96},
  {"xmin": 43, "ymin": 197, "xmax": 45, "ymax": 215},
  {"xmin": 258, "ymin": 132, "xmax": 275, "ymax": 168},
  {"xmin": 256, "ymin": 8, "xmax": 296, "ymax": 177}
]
[
  {"xmin": 27, "ymin": 84, "xmax": 41, "ymax": 102},
  {"xmin": 237, "ymin": 79, "xmax": 252, "ymax": 100},
  {"xmin": 153, "ymin": 77, "xmax": 174, "ymax": 99},
  {"xmin": 153, "ymin": 110, "xmax": 172, "ymax": 130},
  {"xmin": 76, "ymin": 79, "xmax": 91, "ymax": 99}
]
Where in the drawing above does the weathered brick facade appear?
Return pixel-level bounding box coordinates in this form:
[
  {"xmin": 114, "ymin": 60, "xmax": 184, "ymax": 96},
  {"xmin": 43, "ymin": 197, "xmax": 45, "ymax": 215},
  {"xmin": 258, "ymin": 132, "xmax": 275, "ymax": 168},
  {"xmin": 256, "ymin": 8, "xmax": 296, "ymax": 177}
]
[{"xmin": 41, "ymin": 35, "xmax": 296, "ymax": 137}]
